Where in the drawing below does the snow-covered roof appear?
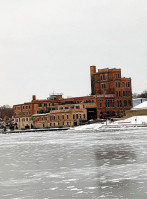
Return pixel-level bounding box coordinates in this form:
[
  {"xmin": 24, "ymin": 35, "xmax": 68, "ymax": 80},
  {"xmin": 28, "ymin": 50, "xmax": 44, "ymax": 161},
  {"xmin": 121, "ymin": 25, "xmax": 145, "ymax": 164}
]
[
  {"xmin": 132, "ymin": 101, "xmax": 147, "ymax": 110},
  {"xmin": 32, "ymin": 113, "xmax": 48, "ymax": 117}
]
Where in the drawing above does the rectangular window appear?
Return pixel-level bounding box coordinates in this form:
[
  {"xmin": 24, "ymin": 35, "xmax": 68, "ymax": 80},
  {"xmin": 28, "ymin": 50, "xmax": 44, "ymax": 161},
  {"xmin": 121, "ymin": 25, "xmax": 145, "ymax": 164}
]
[
  {"xmin": 76, "ymin": 114, "xmax": 78, "ymax": 119},
  {"xmin": 76, "ymin": 106, "xmax": 80, "ymax": 109},
  {"xmin": 128, "ymin": 100, "xmax": 131, "ymax": 106},
  {"xmin": 73, "ymin": 114, "xmax": 75, "ymax": 119}
]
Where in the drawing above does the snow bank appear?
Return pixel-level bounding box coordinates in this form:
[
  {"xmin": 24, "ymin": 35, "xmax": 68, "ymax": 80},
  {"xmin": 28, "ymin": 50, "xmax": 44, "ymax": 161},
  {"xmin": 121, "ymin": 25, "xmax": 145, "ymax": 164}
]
[
  {"xmin": 72, "ymin": 116, "xmax": 147, "ymax": 130},
  {"xmin": 71, "ymin": 122, "xmax": 104, "ymax": 131},
  {"xmin": 133, "ymin": 101, "xmax": 147, "ymax": 109},
  {"xmin": 116, "ymin": 116, "xmax": 147, "ymax": 125}
]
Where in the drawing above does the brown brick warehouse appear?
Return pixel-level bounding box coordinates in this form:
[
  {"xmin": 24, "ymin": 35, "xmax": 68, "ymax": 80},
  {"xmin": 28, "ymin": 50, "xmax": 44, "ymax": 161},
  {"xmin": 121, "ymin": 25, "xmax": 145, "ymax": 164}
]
[{"xmin": 13, "ymin": 66, "xmax": 132, "ymax": 129}]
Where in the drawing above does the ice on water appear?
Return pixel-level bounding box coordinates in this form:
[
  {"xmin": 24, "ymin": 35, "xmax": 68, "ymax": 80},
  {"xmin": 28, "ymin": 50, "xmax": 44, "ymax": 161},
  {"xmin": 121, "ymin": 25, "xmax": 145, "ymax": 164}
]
[{"xmin": 0, "ymin": 128, "xmax": 147, "ymax": 199}]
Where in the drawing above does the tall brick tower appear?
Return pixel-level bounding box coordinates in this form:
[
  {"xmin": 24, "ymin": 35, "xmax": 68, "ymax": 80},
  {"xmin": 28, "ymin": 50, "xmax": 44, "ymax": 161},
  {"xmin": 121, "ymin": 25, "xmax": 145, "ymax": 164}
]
[{"xmin": 90, "ymin": 66, "xmax": 96, "ymax": 95}]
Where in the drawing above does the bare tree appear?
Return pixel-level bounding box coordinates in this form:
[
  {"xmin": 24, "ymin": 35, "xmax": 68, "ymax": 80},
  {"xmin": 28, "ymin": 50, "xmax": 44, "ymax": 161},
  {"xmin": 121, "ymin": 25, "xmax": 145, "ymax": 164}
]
[{"xmin": 0, "ymin": 105, "xmax": 13, "ymax": 121}]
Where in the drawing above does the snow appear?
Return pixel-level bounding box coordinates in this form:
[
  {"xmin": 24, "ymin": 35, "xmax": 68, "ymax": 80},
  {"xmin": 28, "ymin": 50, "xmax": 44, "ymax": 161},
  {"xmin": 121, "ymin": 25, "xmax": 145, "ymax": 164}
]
[
  {"xmin": 133, "ymin": 101, "xmax": 147, "ymax": 109},
  {"xmin": 71, "ymin": 123, "xmax": 103, "ymax": 131},
  {"xmin": 72, "ymin": 116, "xmax": 147, "ymax": 130},
  {"xmin": 113, "ymin": 116, "xmax": 147, "ymax": 125}
]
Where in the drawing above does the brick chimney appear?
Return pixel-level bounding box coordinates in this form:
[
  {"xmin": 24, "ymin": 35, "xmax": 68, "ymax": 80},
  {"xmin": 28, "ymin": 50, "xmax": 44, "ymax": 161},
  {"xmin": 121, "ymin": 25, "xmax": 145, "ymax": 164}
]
[{"xmin": 32, "ymin": 95, "xmax": 36, "ymax": 101}]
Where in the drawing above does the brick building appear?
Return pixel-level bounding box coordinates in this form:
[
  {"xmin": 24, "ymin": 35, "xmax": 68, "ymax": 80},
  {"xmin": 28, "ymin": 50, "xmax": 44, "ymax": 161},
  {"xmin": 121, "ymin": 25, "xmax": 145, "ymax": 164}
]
[{"xmin": 13, "ymin": 66, "xmax": 132, "ymax": 129}]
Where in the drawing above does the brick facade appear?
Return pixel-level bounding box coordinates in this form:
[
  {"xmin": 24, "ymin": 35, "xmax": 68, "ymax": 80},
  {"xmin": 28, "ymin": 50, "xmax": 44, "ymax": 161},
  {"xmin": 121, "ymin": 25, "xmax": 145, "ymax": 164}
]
[{"xmin": 13, "ymin": 66, "xmax": 132, "ymax": 129}]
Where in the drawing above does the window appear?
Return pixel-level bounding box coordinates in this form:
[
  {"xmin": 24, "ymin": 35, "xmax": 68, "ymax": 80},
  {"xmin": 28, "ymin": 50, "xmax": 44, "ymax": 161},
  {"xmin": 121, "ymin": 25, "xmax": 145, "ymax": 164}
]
[
  {"xmin": 113, "ymin": 100, "xmax": 115, "ymax": 107},
  {"xmin": 59, "ymin": 107, "xmax": 63, "ymax": 110},
  {"xmin": 106, "ymin": 100, "xmax": 108, "ymax": 108},
  {"xmin": 83, "ymin": 114, "xmax": 85, "ymax": 119},
  {"xmin": 76, "ymin": 114, "xmax": 78, "ymax": 119},
  {"xmin": 102, "ymin": 84, "xmax": 106, "ymax": 89},
  {"xmin": 70, "ymin": 106, "xmax": 74, "ymax": 109},
  {"xmin": 73, "ymin": 114, "xmax": 75, "ymax": 119},
  {"xmin": 117, "ymin": 100, "xmax": 120, "ymax": 107},
  {"xmin": 76, "ymin": 106, "xmax": 80, "ymax": 109},
  {"xmin": 26, "ymin": 118, "xmax": 28, "ymax": 121},
  {"xmin": 38, "ymin": 104, "xmax": 42, "ymax": 107},
  {"xmin": 128, "ymin": 100, "xmax": 131, "ymax": 106},
  {"xmin": 67, "ymin": 115, "xmax": 69, "ymax": 119},
  {"xmin": 65, "ymin": 107, "xmax": 69, "ymax": 110},
  {"xmin": 124, "ymin": 100, "xmax": 127, "ymax": 107}
]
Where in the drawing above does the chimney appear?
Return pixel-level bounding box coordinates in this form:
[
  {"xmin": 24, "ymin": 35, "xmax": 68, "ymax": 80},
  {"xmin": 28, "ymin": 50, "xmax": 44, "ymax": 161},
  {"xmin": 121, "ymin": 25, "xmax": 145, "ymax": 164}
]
[
  {"xmin": 32, "ymin": 95, "xmax": 36, "ymax": 101},
  {"xmin": 90, "ymin": 65, "xmax": 96, "ymax": 76}
]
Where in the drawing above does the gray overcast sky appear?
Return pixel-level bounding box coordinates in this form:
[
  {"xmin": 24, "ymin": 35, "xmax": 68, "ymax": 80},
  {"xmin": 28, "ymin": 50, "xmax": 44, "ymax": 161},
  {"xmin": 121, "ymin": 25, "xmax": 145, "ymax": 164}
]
[{"xmin": 0, "ymin": 0, "xmax": 147, "ymax": 106}]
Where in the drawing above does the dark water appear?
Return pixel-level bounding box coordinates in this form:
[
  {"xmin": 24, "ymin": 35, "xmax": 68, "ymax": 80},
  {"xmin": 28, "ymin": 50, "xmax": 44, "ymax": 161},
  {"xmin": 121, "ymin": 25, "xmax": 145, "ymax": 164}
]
[{"xmin": 0, "ymin": 129, "xmax": 147, "ymax": 199}]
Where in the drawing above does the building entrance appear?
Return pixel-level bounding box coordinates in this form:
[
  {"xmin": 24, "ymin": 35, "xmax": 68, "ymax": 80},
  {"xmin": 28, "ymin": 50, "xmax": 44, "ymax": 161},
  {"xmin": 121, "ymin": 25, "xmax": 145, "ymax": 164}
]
[{"xmin": 87, "ymin": 108, "xmax": 97, "ymax": 120}]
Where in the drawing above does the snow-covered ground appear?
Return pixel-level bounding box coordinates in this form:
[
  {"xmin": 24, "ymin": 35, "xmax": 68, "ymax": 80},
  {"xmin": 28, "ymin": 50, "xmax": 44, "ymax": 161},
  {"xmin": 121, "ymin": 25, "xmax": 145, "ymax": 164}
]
[{"xmin": 72, "ymin": 116, "xmax": 147, "ymax": 131}]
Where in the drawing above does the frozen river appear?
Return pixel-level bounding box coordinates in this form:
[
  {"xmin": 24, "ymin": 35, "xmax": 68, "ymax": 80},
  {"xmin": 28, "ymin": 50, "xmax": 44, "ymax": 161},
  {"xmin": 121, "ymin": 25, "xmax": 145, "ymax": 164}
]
[{"xmin": 0, "ymin": 129, "xmax": 147, "ymax": 199}]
